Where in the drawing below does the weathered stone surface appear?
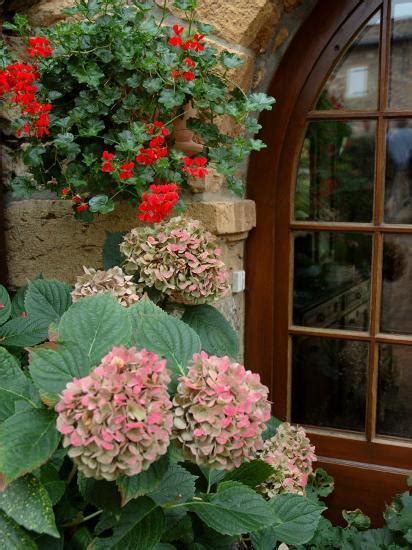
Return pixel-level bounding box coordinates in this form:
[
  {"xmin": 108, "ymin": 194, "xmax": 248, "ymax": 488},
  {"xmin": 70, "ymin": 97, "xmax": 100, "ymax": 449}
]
[
  {"xmin": 4, "ymin": 198, "xmax": 254, "ymax": 287},
  {"xmin": 24, "ymin": 0, "xmax": 75, "ymax": 26},
  {"xmin": 204, "ymin": 37, "xmax": 255, "ymax": 89},
  {"xmin": 283, "ymin": 0, "xmax": 303, "ymax": 11}
]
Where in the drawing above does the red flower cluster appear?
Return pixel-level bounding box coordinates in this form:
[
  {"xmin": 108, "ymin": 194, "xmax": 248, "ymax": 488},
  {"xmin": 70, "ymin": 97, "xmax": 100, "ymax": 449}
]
[
  {"xmin": 0, "ymin": 58, "xmax": 52, "ymax": 138},
  {"xmin": 138, "ymin": 183, "xmax": 179, "ymax": 223},
  {"xmin": 119, "ymin": 161, "xmax": 135, "ymax": 180},
  {"xmin": 61, "ymin": 187, "xmax": 89, "ymax": 213},
  {"xmin": 168, "ymin": 25, "xmax": 204, "ymax": 52},
  {"xmin": 136, "ymin": 121, "xmax": 169, "ymax": 166},
  {"xmin": 183, "ymin": 156, "xmax": 208, "ymax": 178},
  {"xmin": 102, "ymin": 150, "xmax": 115, "ymax": 172},
  {"xmin": 27, "ymin": 37, "xmax": 53, "ymax": 58}
]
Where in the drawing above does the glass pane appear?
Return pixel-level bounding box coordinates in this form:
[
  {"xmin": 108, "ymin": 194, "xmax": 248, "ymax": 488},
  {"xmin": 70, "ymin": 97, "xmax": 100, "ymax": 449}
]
[
  {"xmin": 385, "ymin": 119, "xmax": 412, "ymax": 223},
  {"xmin": 315, "ymin": 12, "xmax": 380, "ymax": 110},
  {"xmin": 377, "ymin": 344, "xmax": 412, "ymax": 439},
  {"xmin": 292, "ymin": 336, "xmax": 368, "ymax": 432},
  {"xmin": 295, "ymin": 120, "xmax": 375, "ymax": 222},
  {"xmin": 389, "ymin": 1, "xmax": 412, "ymax": 109},
  {"xmin": 381, "ymin": 234, "xmax": 412, "ymax": 334},
  {"xmin": 293, "ymin": 231, "xmax": 372, "ymax": 331}
]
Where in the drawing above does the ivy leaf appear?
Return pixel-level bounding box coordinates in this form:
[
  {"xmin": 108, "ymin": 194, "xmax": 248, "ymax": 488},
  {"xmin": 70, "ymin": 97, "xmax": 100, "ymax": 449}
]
[
  {"xmin": 0, "ymin": 475, "xmax": 59, "ymax": 537},
  {"xmin": 0, "ymin": 408, "xmax": 60, "ymax": 485},
  {"xmin": 0, "ymin": 286, "xmax": 11, "ymax": 325},
  {"xmin": 186, "ymin": 482, "xmax": 275, "ymax": 536},
  {"xmin": 117, "ymin": 455, "xmax": 169, "ymax": 506},
  {"xmin": 0, "ymin": 510, "xmax": 37, "ymax": 549},
  {"xmin": 0, "ymin": 347, "xmax": 39, "ymax": 421},
  {"xmin": 29, "ymin": 343, "xmax": 92, "ymax": 405},
  {"xmin": 90, "ymin": 497, "xmax": 164, "ymax": 549},
  {"xmin": 182, "ymin": 305, "xmax": 239, "ymax": 359},
  {"xmin": 58, "ymin": 294, "xmax": 132, "ymax": 366}
]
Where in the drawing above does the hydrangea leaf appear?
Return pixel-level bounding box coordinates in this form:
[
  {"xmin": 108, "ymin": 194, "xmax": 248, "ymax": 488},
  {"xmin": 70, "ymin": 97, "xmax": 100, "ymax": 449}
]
[
  {"xmin": 0, "ymin": 286, "xmax": 11, "ymax": 325},
  {"xmin": 58, "ymin": 294, "xmax": 132, "ymax": 365},
  {"xmin": 221, "ymin": 460, "xmax": 275, "ymax": 488},
  {"xmin": 182, "ymin": 304, "xmax": 239, "ymax": 359},
  {"xmin": 251, "ymin": 493, "xmax": 325, "ymax": 548},
  {"xmin": 0, "ymin": 510, "xmax": 37, "ymax": 550},
  {"xmin": 185, "ymin": 483, "xmax": 275, "ymax": 536},
  {"xmin": 134, "ymin": 313, "xmax": 201, "ymax": 390},
  {"xmin": 0, "ymin": 408, "xmax": 60, "ymax": 485},
  {"xmin": 25, "ymin": 279, "xmax": 72, "ymax": 327},
  {"xmin": 90, "ymin": 497, "xmax": 164, "ymax": 550},
  {"xmin": 148, "ymin": 464, "xmax": 197, "ymax": 507},
  {"xmin": 117, "ymin": 454, "xmax": 169, "ymax": 505},
  {"xmin": 34, "ymin": 465, "xmax": 65, "ymax": 506},
  {"xmin": 0, "ymin": 317, "xmax": 49, "ymax": 348},
  {"xmin": 0, "ymin": 347, "xmax": 39, "ymax": 421},
  {"xmin": 0, "ymin": 475, "xmax": 59, "ymax": 537},
  {"xmin": 77, "ymin": 473, "xmax": 121, "ymax": 512},
  {"xmin": 29, "ymin": 343, "xmax": 92, "ymax": 404}
]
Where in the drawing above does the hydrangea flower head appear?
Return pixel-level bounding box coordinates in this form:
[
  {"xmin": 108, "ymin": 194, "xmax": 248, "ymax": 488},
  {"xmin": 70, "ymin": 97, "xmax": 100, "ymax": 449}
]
[
  {"xmin": 172, "ymin": 352, "xmax": 271, "ymax": 470},
  {"xmin": 71, "ymin": 266, "xmax": 142, "ymax": 307},
  {"xmin": 56, "ymin": 346, "xmax": 173, "ymax": 480},
  {"xmin": 120, "ymin": 217, "xmax": 230, "ymax": 305},
  {"xmin": 257, "ymin": 422, "xmax": 317, "ymax": 497}
]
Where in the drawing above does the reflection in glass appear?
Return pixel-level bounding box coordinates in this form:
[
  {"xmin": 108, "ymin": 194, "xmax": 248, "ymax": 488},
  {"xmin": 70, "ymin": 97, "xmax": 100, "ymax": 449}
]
[
  {"xmin": 389, "ymin": 1, "xmax": 412, "ymax": 109},
  {"xmin": 295, "ymin": 120, "xmax": 375, "ymax": 222},
  {"xmin": 292, "ymin": 336, "xmax": 368, "ymax": 432},
  {"xmin": 381, "ymin": 235, "xmax": 412, "ymax": 334},
  {"xmin": 315, "ymin": 12, "xmax": 380, "ymax": 110},
  {"xmin": 385, "ymin": 119, "xmax": 412, "ymax": 223},
  {"xmin": 377, "ymin": 344, "xmax": 412, "ymax": 439},
  {"xmin": 293, "ymin": 232, "xmax": 372, "ymax": 331}
]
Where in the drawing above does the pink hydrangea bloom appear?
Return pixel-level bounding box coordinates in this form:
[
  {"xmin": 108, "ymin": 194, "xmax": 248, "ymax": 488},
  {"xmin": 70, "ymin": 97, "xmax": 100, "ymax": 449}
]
[
  {"xmin": 56, "ymin": 346, "xmax": 173, "ymax": 481},
  {"xmin": 120, "ymin": 216, "xmax": 230, "ymax": 305},
  {"xmin": 172, "ymin": 352, "xmax": 271, "ymax": 470},
  {"xmin": 257, "ymin": 422, "xmax": 317, "ymax": 498}
]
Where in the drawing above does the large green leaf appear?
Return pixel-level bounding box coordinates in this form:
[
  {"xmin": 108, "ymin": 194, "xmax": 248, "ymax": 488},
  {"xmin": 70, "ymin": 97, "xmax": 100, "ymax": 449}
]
[
  {"xmin": 0, "ymin": 317, "xmax": 48, "ymax": 347},
  {"xmin": 186, "ymin": 482, "xmax": 275, "ymax": 536},
  {"xmin": 135, "ymin": 313, "xmax": 201, "ymax": 390},
  {"xmin": 29, "ymin": 342, "xmax": 92, "ymax": 404},
  {"xmin": 0, "ymin": 347, "xmax": 39, "ymax": 421},
  {"xmin": 222, "ymin": 460, "xmax": 274, "ymax": 488},
  {"xmin": 58, "ymin": 294, "xmax": 132, "ymax": 365},
  {"xmin": 34, "ymin": 465, "xmax": 65, "ymax": 506},
  {"xmin": 25, "ymin": 279, "xmax": 72, "ymax": 328},
  {"xmin": 149, "ymin": 464, "xmax": 197, "ymax": 507},
  {"xmin": 182, "ymin": 305, "xmax": 239, "ymax": 359},
  {"xmin": 251, "ymin": 493, "xmax": 325, "ymax": 548},
  {"xmin": 77, "ymin": 473, "xmax": 121, "ymax": 512},
  {"xmin": 0, "ymin": 510, "xmax": 36, "ymax": 549},
  {"xmin": 90, "ymin": 497, "xmax": 164, "ymax": 549},
  {"xmin": 117, "ymin": 454, "xmax": 169, "ymax": 505},
  {"xmin": 0, "ymin": 286, "xmax": 11, "ymax": 325},
  {"xmin": 0, "ymin": 408, "xmax": 60, "ymax": 485},
  {"xmin": 0, "ymin": 475, "xmax": 59, "ymax": 537}
]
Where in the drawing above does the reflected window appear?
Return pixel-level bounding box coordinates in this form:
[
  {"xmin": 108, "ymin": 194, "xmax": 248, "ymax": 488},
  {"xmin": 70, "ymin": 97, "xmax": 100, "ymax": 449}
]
[{"xmin": 346, "ymin": 66, "xmax": 368, "ymax": 98}]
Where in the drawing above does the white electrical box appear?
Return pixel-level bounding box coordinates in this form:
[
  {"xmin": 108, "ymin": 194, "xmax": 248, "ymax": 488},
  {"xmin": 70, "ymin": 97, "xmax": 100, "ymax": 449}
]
[{"xmin": 232, "ymin": 270, "xmax": 246, "ymax": 293}]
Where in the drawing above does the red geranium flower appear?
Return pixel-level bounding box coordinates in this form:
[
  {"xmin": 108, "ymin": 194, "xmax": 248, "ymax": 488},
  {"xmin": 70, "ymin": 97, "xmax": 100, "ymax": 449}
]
[
  {"xmin": 183, "ymin": 71, "xmax": 195, "ymax": 81},
  {"xmin": 119, "ymin": 161, "xmax": 135, "ymax": 180},
  {"xmin": 183, "ymin": 156, "xmax": 208, "ymax": 178},
  {"xmin": 27, "ymin": 37, "xmax": 53, "ymax": 58},
  {"xmin": 138, "ymin": 183, "xmax": 179, "ymax": 223},
  {"xmin": 76, "ymin": 203, "xmax": 89, "ymax": 213}
]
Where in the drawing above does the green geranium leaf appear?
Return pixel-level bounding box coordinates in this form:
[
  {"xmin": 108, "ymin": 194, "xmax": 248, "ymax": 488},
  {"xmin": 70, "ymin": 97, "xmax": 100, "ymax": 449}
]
[
  {"xmin": 173, "ymin": 0, "xmax": 197, "ymax": 9},
  {"xmin": 186, "ymin": 482, "xmax": 275, "ymax": 536},
  {"xmin": 220, "ymin": 52, "xmax": 243, "ymax": 69},
  {"xmin": 0, "ymin": 347, "xmax": 39, "ymax": 421},
  {"xmin": 9, "ymin": 176, "xmax": 34, "ymax": 200},
  {"xmin": 58, "ymin": 294, "xmax": 132, "ymax": 365},
  {"xmin": 343, "ymin": 508, "xmax": 371, "ymax": 531},
  {"xmin": 90, "ymin": 497, "xmax": 164, "ymax": 549},
  {"xmin": 117, "ymin": 454, "xmax": 169, "ymax": 506},
  {"xmin": 29, "ymin": 343, "xmax": 92, "ymax": 404},
  {"xmin": 53, "ymin": 133, "xmax": 81, "ymax": 159},
  {"xmin": 25, "ymin": 279, "xmax": 72, "ymax": 328},
  {"xmin": 182, "ymin": 304, "xmax": 239, "ymax": 359},
  {"xmin": 0, "ymin": 286, "xmax": 11, "ymax": 325},
  {"xmin": 0, "ymin": 408, "xmax": 60, "ymax": 485},
  {"xmin": 0, "ymin": 475, "xmax": 59, "ymax": 537},
  {"xmin": 246, "ymin": 93, "xmax": 276, "ymax": 112},
  {"xmin": 143, "ymin": 78, "xmax": 163, "ymax": 93},
  {"xmin": 0, "ymin": 510, "xmax": 37, "ymax": 549},
  {"xmin": 103, "ymin": 231, "xmax": 126, "ymax": 270},
  {"xmin": 158, "ymin": 89, "xmax": 185, "ymax": 110},
  {"xmin": 89, "ymin": 194, "xmax": 113, "ymax": 213}
]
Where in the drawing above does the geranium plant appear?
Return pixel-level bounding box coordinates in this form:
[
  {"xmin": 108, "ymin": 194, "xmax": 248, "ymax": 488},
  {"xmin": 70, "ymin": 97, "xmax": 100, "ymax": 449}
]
[{"xmin": 0, "ymin": 0, "xmax": 275, "ymax": 220}]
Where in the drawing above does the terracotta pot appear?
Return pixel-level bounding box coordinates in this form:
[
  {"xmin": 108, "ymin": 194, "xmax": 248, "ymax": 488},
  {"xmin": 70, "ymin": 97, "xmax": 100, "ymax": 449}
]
[{"xmin": 173, "ymin": 102, "xmax": 204, "ymax": 156}]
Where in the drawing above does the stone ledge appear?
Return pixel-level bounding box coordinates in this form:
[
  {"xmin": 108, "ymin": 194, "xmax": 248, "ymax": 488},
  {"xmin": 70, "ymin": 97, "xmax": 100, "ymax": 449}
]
[{"xmin": 4, "ymin": 198, "xmax": 255, "ymax": 287}]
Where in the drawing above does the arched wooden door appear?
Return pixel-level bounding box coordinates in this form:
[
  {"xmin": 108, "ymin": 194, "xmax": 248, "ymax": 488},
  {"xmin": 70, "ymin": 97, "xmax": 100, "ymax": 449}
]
[{"xmin": 246, "ymin": 0, "xmax": 412, "ymax": 523}]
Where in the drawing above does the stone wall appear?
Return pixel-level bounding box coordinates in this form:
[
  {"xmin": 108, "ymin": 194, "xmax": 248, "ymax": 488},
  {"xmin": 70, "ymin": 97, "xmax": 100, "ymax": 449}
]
[{"xmin": 0, "ymin": 0, "xmax": 315, "ymax": 353}]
